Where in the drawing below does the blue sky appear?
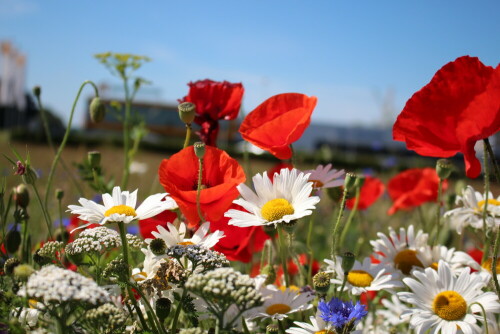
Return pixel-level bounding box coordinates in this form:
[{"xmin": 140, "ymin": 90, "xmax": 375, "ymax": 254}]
[{"xmin": 1, "ymin": 0, "xmax": 499, "ymax": 128}]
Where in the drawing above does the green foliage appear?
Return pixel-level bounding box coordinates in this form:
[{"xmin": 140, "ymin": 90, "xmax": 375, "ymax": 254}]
[{"xmin": 95, "ymin": 52, "xmax": 151, "ymax": 80}]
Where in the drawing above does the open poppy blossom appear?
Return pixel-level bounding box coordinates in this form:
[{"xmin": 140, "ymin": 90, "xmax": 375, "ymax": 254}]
[
  {"xmin": 346, "ymin": 176, "xmax": 385, "ymax": 210},
  {"xmin": 181, "ymin": 79, "xmax": 244, "ymax": 146},
  {"xmin": 239, "ymin": 93, "xmax": 317, "ymax": 160},
  {"xmin": 158, "ymin": 145, "xmax": 245, "ymax": 227},
  {"xmin": 387, "ymin": 168, "xmax": 447, "ymax": 215},
  {"xmin": 209, "ymin": 204, "xmax": 269, "ymax": 263},
  {"xmin": 393, "ymin": 56, "xmax": 500, "ymax": 178},
  {"xmin": 138, "ymin": 209, "xmax": 178, "ymax": 239}
]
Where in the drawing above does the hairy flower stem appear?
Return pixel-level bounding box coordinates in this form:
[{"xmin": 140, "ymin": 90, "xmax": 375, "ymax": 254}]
[
  {"xmin": 306, "ymin": 213, "xmax": 315, "ymax": 286},
  {"xmin": 196, "ymin": 158, "xmax": 206, "ymax": 222},
  {"xmin": 278, "ymin": 320, "xmax": 287, "ymax": 334},
  {"xmin": 121, "ymin": 78, "xmax": 132, "ymax": 189},
  {"xmin": 340, "ymin": 185, "xmax": 360, "ymax": 249},
  {"xmin": 331, "ymin": 186, "xmax": 349, "ymax": 259},
  {"xmin": 468, "ymin": 302, "xmax": 489, "ymax": 334},
  {"xmin": 277, "ymin": 226, "xmax": 290, "ymax": 287},
  {"xmin": 117, "ymin": 222, "xmax": 149, "ymax": 331},
  {"xmin": 484, "ymin": 138, "xmax": 500, "ymax": 183},
  {"xmin": 338, "ymin": 273, "xmax": 348, "ymax": 299},
  {"xmin": 171, "ymin": 288, "xmax": 187, "ymax": 333},
  {"xmin": 32, "ymin": 184, "xmax": 53, "ymax": 239},
  {"xmin": 482, "ymin": 140, "xmax": 491, "ymax": 263},
  {"xmin": 492, "ymin": 231, "xmax": 500, "ymax": 298},
  {"xmin": 433, "ymin": 178, "xmax": 444, "ymax": 246},
  {"xmin": 183, "ymin": 123, "xmax": 192, "ymax": 149},
  {"xmin": 45, "ymin": 81, "xmax": 99, "ymax": 209}
]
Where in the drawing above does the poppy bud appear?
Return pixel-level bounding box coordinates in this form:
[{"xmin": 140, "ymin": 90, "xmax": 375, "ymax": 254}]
[
  {"xmin": 88, "ymin": 151, "xmax": 101, "ymax": 169},
  {"xmin": 261, "ymin": 264, "xmax": 277, "ymax": 285},
  {"xmin": 178, "ymin": 102, "xmax": 196, "ymax": 124},
  {"xmin": 149, "ymin": 238, "xmax": 167, "ymax": 256},
  {"xmin": 89, "ymin": 97, "xmax": 106, "ymax": 123},
  {"xmin": 193, "ymin": 142, "xmax": 206, "ymax": 160},
  {"xmin": 354, "ymin": 175, "xmax": 365, "ymax": 188},
  {"xmin": 155, "ymin": 297, "xmax": 171, "ymax": 322},
  {"xmin": 32, "ymin": 86, "xmax": 41, "ymax": 98},
  {"xmin": 436, "ymin": 159, "xmax": 453, "ymax": 180},
  {"xmin": 344, "ymin": 173, "xmax": 357, "ymax": 192},
  {"xmin": 14, "ymin": 184, "xmax": 29, "ymax": 208},
  {"xmin": 5, "ymin": 230, "xmax": 21, "ymax": 254},
  {"xmin": 313, "ymin": 271, "xmax": 331, "ymax": 294},
  {"xmin": 3, "ymin": 258, "xmax": 20, "ymax": 275},
  {"xmin": 13, "ymin": 264, "xmax": 34, "ymax": 281},
  {"xmin": 55, "ymin": 188, "xmax": 64, "ymax": 200},
  {"xmin": 341, "ymin": 251, "xmax": 356, "ymax": 274}
]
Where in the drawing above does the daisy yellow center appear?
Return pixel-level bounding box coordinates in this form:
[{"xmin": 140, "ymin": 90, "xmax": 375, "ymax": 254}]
[
  {"xmin": 104, "ymin": 205, "xmax": 137, "ymax": 217},
  {"xmin": 261, "ymin": 198, "xmax": 294, "ymax": 222},
  {"xmin": 393, "ymin": 249, "xmax": 424, "ymax": 275},
  {"xmin": 265, "ymin": 303, "xmax": 291, "ymax": 315},
  {"xmin": 29, "ymin": 299, "xmax": 38, "ymax": 309},
  {"xmin": 477, "ymin": 199, "xmax": 500, "ymax": 210},
  {"xmin": 177, "ymin": 241, "xmax": 194, "ymax": 246},
  {"xmin": 278, "ymin": 285, "xmax": 301, "ymax": 294},
  {"xmin": 481, "ymin": 259, "xmax": 500, "ymax": 275},
  {"xmin": 133, "ymin": 271, "xmax": 147, "ymax": 282},
  {"xmin": 310, "ymin": 180, "xmax": 324, "ymax": 188},
  {"xmin": 314, "ymin": 331, "xmax": 334, "ymax": 334},
  {"xmin": 433, "ymin": 291, "xmax": 467, "ymax": 321},
  {"xmin": 347, "ymin": 270, "xmax": 374, "ymax": 287},
  {"xmin": 430, "ymin": 262, "xmax": 439, "ymax": 271}
]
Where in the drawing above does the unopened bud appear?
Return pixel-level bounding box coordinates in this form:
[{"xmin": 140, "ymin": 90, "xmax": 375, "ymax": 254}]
[
  {"xmin": 178, "ymin": 102, "xmax": 196, "ymax": 124},
  {"xmin": 22, "ymin": 167, "xmax": 38, "ymax": 185},
  {"xmin": 436, "ymin": 159, "xmax": 453, "ymax": 180},
  {"xmin": 155, "ymin": 297, "xmax": 171, "ymax": 322},
  {"xmin": 13, "ymin": 264, "xmax": 34, "ymax": 281},
  {"xmin": 32, "ymin": 86, "xmax": 41, "ymax": 98},
  {"xmin": 341, "ymin": 252, "xmax": 356, "ymax": 274},
  {"xmin": 193, "ymin": 142, "xmax": 205, "ymax": 159},
  {"xmin": 89, "ymin": 97, "xmax": 106, "ymax": 123},
  {"xmin": 5, "ymin": 230, "xmax": 21, "ymax": 254},
  {"xmin": 14, "ymin": 184, "xmax": 29, "ymax": 208},
  {"xmin": 88, "ymin": 151, "xmax": 101, "ymax": 169},
  {"xmin": 55, "ymin": 188, "xmax": 64, "ymax": 200},
  {"xmin": 344, "ymin": 173, "xmax": 357, "ymax": 191},
  {"xmin": 354, "ymin": 175, "xmax": 365, "ymax": 188}
]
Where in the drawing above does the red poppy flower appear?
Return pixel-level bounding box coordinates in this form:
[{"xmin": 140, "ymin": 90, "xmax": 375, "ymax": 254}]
[
  {"xmin": 393, "ymin": 56, "xmax": 500, "ymax": 178},
  {"xmin": 138, "ymin": 210, "xmax": 178, "ymax": 239},
  {"xmin": 276, "ymin": 254, "xmax": 320, "ymax": 282},
  {"xmin": 158, "ymin": 145, "xmax": 245, "ymax": 227},
  {"xmin": 181, "ymin": 79, "xmax": 244, "ymax": 146},
  {"xmin": 209, "ymin": 204, "xmax": 269, "ymax": 263},
  {"xmin": 387, "ymin": 168, "xmax": 448, "ymax": 215},
  {"xmin": 268, "ymin": 162, "xmax": 294, "ymax": 178},
  {"xmin": 239, "ymin": 93, "xmax": 317, "ymax": 160},
  {"xmin": 346, "ymin": 176, "xmax": 385, "ymax": 210}
]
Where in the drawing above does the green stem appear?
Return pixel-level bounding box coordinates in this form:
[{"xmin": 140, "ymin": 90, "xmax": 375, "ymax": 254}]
[
  {"xmin": 277, "ymin": 226, "xmax": 290, "ymax": 287},
  {"xmin": 277, "ymin": 320, "xmax": 287, "ymax": 334},
  {"xmin": 484, "ymin": 138, "xmax": 500, "ymax": 183},
  {"xmin": 306, "ymin": 213, "xmax": 315, "ymax": 286},
  {"xmin": 44, "ymin": 81, "xmax": 98, "ymax": 208},
  {"xmin": 434, "ymin": 178, "xmax": 443, "ymax": 246},
  {"xmin": 482, "ymin": 140, "xmax": 491, "ymax": 263},
  {"xmin": 492, "ymin": 231, "xmax": 500, "ymax": 298},
  {"xmin": 468, "ymin": 302, "xmax": 489, "ymax": 334},
  {"xmin": 340, "ymin": 185, "xmax": 360, "ymax": 249},
  {"xmin": 21, "ymin": 219, "xmax": 29, "ymax": 263},
  {"xmin": 121, "ymin": 78, "xmax": 132, "ymax": 189},
  {"xmin": 338, "ymin": 273, "xmax": 348, "ymax": 298},
  {"xmin": 331, "ymin": 187, "xmax": 349, "ymax": 259},
  {"xmin": 196, "ymin": 158, "xmax": 205, "ymax": 223},
  {"xmin": 183, "ymin": 124, "xmax": 192, "ymax": 149},
  {"xmin": 32, "ymin": 184, "xmax": 53, "ymax": 239},
  {"xmin": 132, "ymin": 282, "xmax": 167, "ymax": 334},
  {"xmin": 171, "ymin": 288, "xmax": 187, "ymax": 333}
]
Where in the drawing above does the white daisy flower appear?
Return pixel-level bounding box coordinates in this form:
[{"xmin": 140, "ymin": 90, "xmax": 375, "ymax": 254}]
[
  {"xmin": 398, "ymin": 261, "xmax": 500, "ymax": 334},
  {"xmin": 444, "ymin": 185, "xmax": 500, "ymax": 234},
  {"xmin": 370, "ymin": 225, "xmax": 431, "ymax": 275},
  {"xmin": 286, "ymin": 315, "xmax": 332, "ymax": 334},
  {"xmin": 416, "ymin": 245, "xmax": 481, "ymax": 275},
  {"xmin": 305, "ymin": 164, "xmax": 345, "ymax": 190},
  {"xmin": 247, "ymin": 287, "xmax": 314, "ymax": 321},
  {"xmin": 146, "ymin": 222, "xmax": 224, "ymax": 249},
  {"xmin": 225, "ymin": 168, "xmax": 320, "ymax": 227},
  {"xmin": 326, "ymin": 256, "xmax": 403, "ymax": 295},
  {"xmin": 378, "ymin": 294, "xmax": 410, "ymax": 327},
  {"xmin": 132, "ymin": 248, "xmax": 166, "ymax": 282},
  {"xmin": 68, "ymin": 186, "xmax": 177, "ymax": 230}
]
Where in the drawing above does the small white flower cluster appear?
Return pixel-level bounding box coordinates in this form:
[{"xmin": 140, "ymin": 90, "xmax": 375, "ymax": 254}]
[
  {"xmin": 126, "ymin": 233, "xmax": 144, "ymax": 250},
  {"xmin": 179, "ymin": 328, "xmax": 206, "ymax": 334},
  {"xmin": 186, "ymin": 267, "xmax": 263, "ymax": 311},
  {"xmin": 66, "ymin": 227, "xmax": 140, "ymax": 255},
  {"xmin": 22, "ymin": 265, "xmax": 110, "ymax": 306},
  {"xmin": 37, "ymin": 241, "xmax": 64, "ymax": 258}
]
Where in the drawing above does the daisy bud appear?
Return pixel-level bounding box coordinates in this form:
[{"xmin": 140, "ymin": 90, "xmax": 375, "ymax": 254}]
[
  {"xmin": 341, "ymin": 251, "xmax": 356, "ymax": 274},
  {"xmin": 178, "ymin": 102, "xmax": 196, "ymax": 124},
  {"xmin": 88, "ymin": 151, "xmax": 101, "ymax": 169},
  {"xmin": 266, "ymin": 324, "xmax": 279, "ymax": 333},
  {"xmin": 261, "ymin": 264, "xmax": 277, "ymax": 285},
  {"xmin": 344, "ymin": 173, "xmax": 357, "ymax": 192},
  {"xmin": 13, "ymin": 264, "xmax": 34, "ymax": 281},
  {"xmin": 55, "ymin": 188, "xmax": 64, "ymax": 200},
  {"xmin": 313, "ymin": 271, "xmax": 331, "ymax": 294},
  {"xmin": 149, "ymin": 238, "xmax": 167, "ymax": 255},
  {"xmin": 155, "ymin": 297, "xmax": 171, "ymax": 322},
  {"xmin": 13, "ymin": 184, "xmax": 29, "ymax": 208},
  {"xmin": 32, "ymin": 85, "xmax": 41, "ymax": 98},
  {"xmin": 436, "ymin": 158, "xmax": 453, "ymax": 180},
  {"xmin": 193, "ymin": 142, "xmax": 205, "ymax": 160},
  {"xmin": 89, "ymin": 97, "xmax": 106, "ymax": 123},
  {"xmin": 5, "ymin": 230, "xmax": 21, "ymax": 254},
  {"xmin": 3, "ymin": 257, "xmax": 20, "ymax": 275}
]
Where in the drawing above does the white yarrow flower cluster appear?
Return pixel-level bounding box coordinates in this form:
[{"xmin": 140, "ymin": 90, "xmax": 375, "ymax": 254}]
[
  {"xmin": 37, "ymin": 241, "xmax": 64, "ymax": 258},
  {"xmin": 66, "ymin": 226, "xmax": 142, "ymax": 255},
  {"xmin": 21, "ymin": 265, "xmax": 110, "ymax": 306}
]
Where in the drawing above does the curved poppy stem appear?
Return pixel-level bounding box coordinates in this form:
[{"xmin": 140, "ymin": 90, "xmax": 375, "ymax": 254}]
[
  {"xmin": 433, "ymin": 178, "xmax": 444, "ymax": 246},
  {"xmin": 482, "ymin": 140, "xmax": 491, "ymax": 263},
  {"xmin": 331, "ymin": 186, "xmax": 349, "ymax": 259},
  {"xmin": 183, "ymin": 123, "xmax": 192, "ymax": 149},
  {"xmin": 468, "ymin": 302, "xmax": 489, "ymax": 334}
]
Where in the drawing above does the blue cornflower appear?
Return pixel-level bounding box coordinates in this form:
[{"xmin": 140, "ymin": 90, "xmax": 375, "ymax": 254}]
[{"xmin": 318, "ymin": 297, "xmax": 368, "ymax": 332}]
